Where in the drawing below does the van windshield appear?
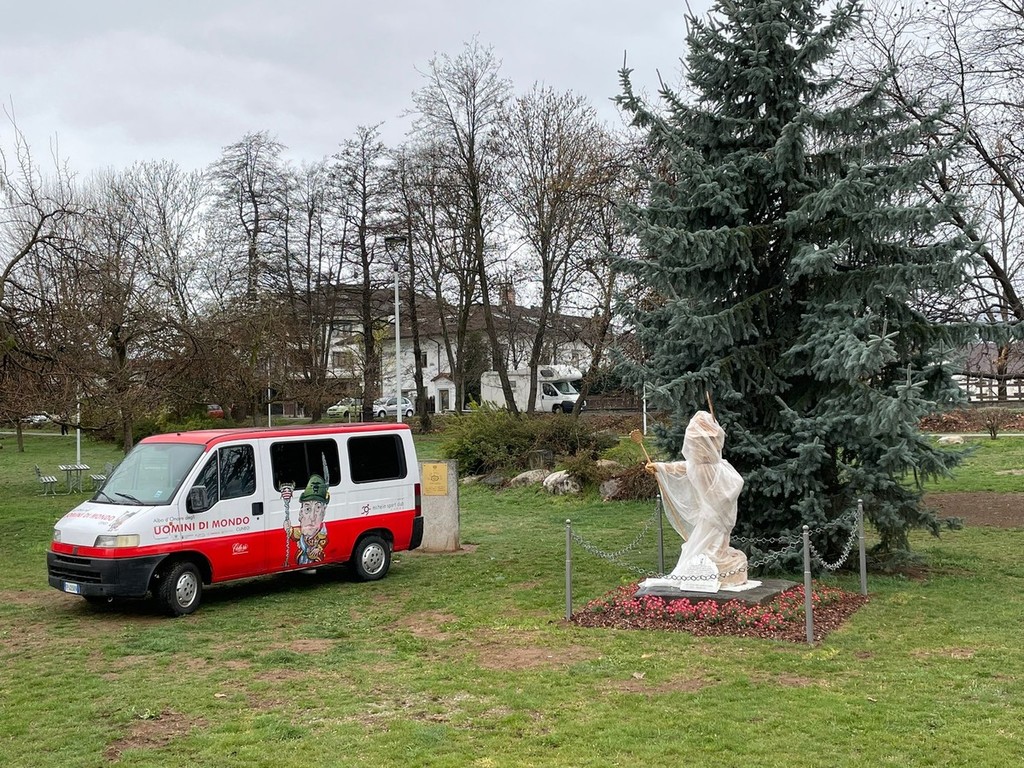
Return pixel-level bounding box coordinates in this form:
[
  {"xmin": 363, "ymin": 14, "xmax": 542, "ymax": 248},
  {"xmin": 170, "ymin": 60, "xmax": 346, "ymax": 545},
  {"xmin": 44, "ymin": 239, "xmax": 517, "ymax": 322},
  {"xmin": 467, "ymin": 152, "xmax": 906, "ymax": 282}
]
[
  {"xmin": 94, "ymin": 443, "xmax": 204, "ymax": 506},
  {"xmin": 552, "ymin": 380, "xmax": 579, "ymax": 395}
]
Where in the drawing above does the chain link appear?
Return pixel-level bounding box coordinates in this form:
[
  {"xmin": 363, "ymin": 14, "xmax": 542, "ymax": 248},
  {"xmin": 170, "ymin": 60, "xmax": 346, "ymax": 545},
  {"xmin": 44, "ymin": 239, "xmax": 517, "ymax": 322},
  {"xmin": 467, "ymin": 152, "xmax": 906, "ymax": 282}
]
[
  {"xmin": 569, "ymin": 513, "xmax": 655, "ymax": 563},
  {"xmin": 808, "ymin": 524, "xmax": 859, "ymax": 571}
]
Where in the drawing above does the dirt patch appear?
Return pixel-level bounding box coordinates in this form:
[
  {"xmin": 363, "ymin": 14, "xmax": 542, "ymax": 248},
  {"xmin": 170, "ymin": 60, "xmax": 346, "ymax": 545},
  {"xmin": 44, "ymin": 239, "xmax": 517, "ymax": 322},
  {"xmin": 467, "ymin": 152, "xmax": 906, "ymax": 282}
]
[
  {"xmin": 924, "ymin": 492, "xmax": 1024, "ymax": 528},
  {"xmin": 475, "ymin": 636, "xmax": 600, "ymax": 671},
  {"xmin": 105, "ymin": 709, "xmax": 205, "ymax": 762},
  {"xmin": 391, "ymin": 611, "xmax": 458, "ymax": 640}
]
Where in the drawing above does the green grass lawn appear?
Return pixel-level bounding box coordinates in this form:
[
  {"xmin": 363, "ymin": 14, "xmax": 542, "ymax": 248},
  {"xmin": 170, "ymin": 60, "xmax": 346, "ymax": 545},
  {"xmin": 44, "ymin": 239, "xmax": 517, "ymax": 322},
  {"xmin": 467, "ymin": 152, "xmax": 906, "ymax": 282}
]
[
  {"xmin": 921, "ymin": 435, "xmax": 1024, "ymax": 492},
  {"xmin": 0, "ymin": 432, "xmax": 1021, "ymax": 767}
]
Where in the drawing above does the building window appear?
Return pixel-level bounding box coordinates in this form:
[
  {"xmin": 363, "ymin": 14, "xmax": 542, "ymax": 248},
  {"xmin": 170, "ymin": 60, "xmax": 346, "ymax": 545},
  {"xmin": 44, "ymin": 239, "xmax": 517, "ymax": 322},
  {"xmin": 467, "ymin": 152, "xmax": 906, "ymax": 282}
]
[{"xmin": 331, "ymin": 350, "xmax": 356, "ymax": 370}]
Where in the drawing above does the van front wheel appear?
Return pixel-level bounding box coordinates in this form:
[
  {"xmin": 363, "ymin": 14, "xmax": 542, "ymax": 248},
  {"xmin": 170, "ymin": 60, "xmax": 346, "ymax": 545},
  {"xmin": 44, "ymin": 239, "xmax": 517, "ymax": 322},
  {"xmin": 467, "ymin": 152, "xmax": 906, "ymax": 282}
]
[
  {"xmin": 350, "ymin": 535, "xmax": 391, "ymax": 581},
  {"xmin": 157, "ymin": 561, "xmax": 203, "ymax": 617}
]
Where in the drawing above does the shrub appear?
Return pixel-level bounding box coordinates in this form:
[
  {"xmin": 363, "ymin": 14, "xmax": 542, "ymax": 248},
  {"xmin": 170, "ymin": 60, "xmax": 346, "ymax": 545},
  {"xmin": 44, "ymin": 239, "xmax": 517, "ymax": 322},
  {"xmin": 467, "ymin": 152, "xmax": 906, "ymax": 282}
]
[
  {"xmin": 439, "ymin": 405, "xmax": 534, "ymax": 475},
  {"xmin": 600, "ymin": 436, "xmax": 651, "ymax": 465},
  {"xmin": 439, "ymin": 407, "xmax": 620, "ymax": 476},
  {"xmin": 559, "ymin": 453, "xmax": 607, "ymax": 487},
  {"xmin": 976, "ymin": 407, "xmax": 1011, "ymax": 439},
  {"xmin": 527, "ymin": 414, "xmax": 617, "ymax": 460},
  {"xmin": 603, "ymin": 463, "xmax": 659, "ymax": 501}
]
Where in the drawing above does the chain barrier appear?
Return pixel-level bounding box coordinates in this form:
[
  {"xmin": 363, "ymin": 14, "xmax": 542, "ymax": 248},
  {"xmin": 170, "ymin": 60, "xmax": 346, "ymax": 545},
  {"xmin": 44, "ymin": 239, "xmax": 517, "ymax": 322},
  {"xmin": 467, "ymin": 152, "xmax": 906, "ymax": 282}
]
[
  {"xmin": 566, "ymin": 499, "xmax": 868, "ymax": 645},
  {"xmin": 570, "ymin": 505, "xmax": 860, "ymax": 579}
]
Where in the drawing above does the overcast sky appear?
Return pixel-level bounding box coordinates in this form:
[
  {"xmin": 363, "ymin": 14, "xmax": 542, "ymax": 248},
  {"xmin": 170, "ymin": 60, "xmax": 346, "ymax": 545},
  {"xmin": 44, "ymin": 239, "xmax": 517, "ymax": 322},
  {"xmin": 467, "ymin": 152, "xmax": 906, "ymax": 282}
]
[{"xmin": 1, "ymin": 0, "xmax": 716, "ymax": 175}]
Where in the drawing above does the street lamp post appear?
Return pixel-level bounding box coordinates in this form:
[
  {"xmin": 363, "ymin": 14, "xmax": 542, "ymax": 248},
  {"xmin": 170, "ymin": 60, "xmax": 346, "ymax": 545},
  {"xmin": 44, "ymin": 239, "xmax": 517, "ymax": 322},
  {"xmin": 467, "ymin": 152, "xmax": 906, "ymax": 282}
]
[{"xmin": 384, "ymin": 235, "xmax": 407, "ymax": 423}]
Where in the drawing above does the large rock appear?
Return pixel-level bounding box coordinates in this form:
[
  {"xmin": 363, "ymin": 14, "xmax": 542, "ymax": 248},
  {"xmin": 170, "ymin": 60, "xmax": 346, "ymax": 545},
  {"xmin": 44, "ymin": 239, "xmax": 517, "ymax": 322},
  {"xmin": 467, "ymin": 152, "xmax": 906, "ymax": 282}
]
[
  {"xmin": 509, "ymin": 469, "xmax": 550, "ymax": 487},
  {"xmin": 600, "ymin": 478, "xmax": 621, "ymax": 501},
  {"xmin": 543, "ymin": 470, "xmax": 581, "ymax": 495}
]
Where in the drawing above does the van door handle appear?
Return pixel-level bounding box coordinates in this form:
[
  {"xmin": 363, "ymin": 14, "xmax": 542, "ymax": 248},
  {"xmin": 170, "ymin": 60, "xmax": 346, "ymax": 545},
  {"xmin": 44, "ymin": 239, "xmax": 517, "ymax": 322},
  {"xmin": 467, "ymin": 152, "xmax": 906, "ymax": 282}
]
[{"xmin": 252, "ymin": 502, "xmax": 264, "ymax": 516}]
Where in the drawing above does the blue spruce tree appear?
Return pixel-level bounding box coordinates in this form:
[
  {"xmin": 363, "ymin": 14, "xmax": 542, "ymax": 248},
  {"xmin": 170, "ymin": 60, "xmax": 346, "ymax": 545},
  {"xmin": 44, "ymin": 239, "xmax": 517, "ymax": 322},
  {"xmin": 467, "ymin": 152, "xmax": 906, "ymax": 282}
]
[{"xmin": 615, "ymin": 0, "xmax": 977, "ymax": 560}]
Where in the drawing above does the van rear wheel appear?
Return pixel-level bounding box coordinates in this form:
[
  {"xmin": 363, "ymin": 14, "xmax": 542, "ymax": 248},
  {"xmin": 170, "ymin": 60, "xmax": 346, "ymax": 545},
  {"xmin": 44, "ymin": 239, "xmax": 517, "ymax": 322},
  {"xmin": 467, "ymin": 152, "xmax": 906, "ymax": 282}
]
[
  {"xmin": 350, "ymin": 535, "xmax": 391, "ymax": 581},
  {"xmin": 157, "ymin": 561, "xmax": 203, "ymax": 617}
]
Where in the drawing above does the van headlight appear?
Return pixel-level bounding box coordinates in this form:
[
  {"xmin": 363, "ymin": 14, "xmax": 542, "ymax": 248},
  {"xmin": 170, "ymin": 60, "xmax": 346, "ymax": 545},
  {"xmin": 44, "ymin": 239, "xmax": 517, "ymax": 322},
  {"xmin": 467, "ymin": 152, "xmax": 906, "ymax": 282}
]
[{"xmin": 94, "ymin": 534, "xmax": 140, "ymax": 548}]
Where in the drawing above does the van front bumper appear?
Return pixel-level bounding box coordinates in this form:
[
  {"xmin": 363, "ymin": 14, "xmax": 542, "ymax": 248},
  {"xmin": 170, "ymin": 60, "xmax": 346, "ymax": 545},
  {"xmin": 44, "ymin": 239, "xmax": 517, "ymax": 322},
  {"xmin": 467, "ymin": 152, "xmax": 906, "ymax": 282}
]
[{"xmin": 47, "ymin": 550, "xmax": 164, "ymax": 598}]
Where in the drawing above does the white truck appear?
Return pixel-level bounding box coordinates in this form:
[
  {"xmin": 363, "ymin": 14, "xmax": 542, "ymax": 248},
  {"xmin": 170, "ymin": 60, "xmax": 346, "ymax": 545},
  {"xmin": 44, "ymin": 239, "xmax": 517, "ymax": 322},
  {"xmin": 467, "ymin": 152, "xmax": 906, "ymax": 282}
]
[{"xmin": 480, "ymin": 365, "xmax": 585, "ymax": 413}]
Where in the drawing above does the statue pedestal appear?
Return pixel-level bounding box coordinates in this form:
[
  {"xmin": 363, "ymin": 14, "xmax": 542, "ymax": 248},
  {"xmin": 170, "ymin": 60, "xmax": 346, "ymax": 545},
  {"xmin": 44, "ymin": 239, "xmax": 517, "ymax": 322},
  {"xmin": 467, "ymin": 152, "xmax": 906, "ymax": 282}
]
[{"xmin": 634, "ymin": 578, "xmax": 798, "ymax": 607}]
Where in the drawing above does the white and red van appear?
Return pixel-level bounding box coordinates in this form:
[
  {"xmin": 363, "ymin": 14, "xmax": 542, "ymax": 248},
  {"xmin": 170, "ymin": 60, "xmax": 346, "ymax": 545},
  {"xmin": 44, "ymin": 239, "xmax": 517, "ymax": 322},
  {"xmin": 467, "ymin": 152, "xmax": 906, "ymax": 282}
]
[{"xmin": 47, "ymin": 422, "xmax": 422, "ymax": 616}]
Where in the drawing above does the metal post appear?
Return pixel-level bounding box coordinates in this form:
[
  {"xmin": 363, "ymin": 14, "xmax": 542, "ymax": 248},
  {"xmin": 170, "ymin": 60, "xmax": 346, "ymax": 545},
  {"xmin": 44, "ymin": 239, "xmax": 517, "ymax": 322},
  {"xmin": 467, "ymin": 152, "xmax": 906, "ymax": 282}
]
[
  {"xmin": 656, "ymin": 493, "xmax": 665, "ymax": 575},
  {"xmin": 395, "ymin": 265, "xmax": 402, "ymax": 423},
  {"xmin": 858, "ymin": 498, "xmax": 867, "ymax": 596},
  {"xmin": 75, "ymin": 399, "xmax": 81, "ymax": 465},
  {"xmin": 565, "ymin": 519, "xmax": 573, "ymax": 621},
  {"xmin": 642, "ymin": 383, "xmax": 648, "ymax": 435},
  {"xmin": 803, "ymin": 525, "xmax": 814, "ymax": 645}
]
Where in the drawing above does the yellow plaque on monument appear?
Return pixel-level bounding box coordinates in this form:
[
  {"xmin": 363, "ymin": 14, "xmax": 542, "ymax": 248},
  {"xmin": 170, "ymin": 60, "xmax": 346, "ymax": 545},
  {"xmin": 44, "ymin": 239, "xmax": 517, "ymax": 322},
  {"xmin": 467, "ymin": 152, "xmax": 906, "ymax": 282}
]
[{"xmin": 421, "ymin": 463, "xmax": 448, "ymax": 496}]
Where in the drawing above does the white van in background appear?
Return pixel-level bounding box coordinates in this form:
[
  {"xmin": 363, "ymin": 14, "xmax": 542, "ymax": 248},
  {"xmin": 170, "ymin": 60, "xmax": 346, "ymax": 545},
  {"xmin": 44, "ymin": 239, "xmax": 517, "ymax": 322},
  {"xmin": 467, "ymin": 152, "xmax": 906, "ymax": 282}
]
[
  {"xmin": 480, "ymin": 365, "xmax": 586, "ymax": 413},
  {"xmin": 47, "ymin": 423, "xmax": 422, "ymax": 616}
]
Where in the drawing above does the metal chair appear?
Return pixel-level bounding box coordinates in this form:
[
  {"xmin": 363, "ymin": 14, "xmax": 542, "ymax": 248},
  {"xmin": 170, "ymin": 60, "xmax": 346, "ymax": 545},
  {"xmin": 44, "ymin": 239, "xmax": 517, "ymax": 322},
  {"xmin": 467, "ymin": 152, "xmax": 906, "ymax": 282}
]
[{"xmin": 35, "ymin": 465, "xmax": 58, "ymax": 496}]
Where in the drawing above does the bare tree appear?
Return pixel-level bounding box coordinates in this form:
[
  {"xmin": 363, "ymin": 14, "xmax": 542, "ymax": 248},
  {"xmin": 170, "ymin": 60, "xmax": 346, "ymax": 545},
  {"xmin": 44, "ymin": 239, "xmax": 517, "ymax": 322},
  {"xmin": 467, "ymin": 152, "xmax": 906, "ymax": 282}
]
[
  {"xmin": 332, "ymin": 125, "xmax": 392, "ymax": 421},
  {"xmin": 847, "ymin": 0, "xmax": 1024, "ymax": 324},
  {"xmin": 205, "ymin": 132, "xmax": 291, "ymax": 422},
  {"xmin": 270, "ymin": 159, "xmax": 351, "ymax": 419},
  {"xmin": 411, "ymin": 39, "xmax": 517, "ymax": 412},
  {"xmin": 399, "ymin": 140, "xmax": 481, "ymax": 410},
  {"xmin": 0, "ymin": 112, "xmax": 78, "ymax": 448},
  {"xmin": 499, "ymin": 85, "xmax": 608, "ymax": 412},
  {"xmin": 207, "ymin": 131, "xmax": 287, "ymax": 301}
]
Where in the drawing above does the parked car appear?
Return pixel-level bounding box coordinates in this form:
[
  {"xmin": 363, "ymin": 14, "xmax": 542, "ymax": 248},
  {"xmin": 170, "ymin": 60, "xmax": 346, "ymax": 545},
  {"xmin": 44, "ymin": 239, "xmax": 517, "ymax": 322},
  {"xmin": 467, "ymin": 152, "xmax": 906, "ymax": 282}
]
[
  {"xmin": 21, "ymin": 413, "xmax": 50, "ymax": 426},
  {"xmin": 206, "ymin": 404, "xmax": 225, "ymax": 419},
  {"xmin": 372, "ymin": 396, "xmax": 414, "ymax": 418},
  {"xmin": 326, "ymin": 398, "xmax": 361, "ymax": 418}
]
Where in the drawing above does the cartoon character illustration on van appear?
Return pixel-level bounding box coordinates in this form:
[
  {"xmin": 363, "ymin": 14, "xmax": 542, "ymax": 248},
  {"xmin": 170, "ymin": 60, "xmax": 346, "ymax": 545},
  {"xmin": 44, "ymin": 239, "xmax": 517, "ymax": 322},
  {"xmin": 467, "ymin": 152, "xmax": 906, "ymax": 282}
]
[{"xmin": 290, "ymin": 475, "xmax": 329, "ymax": 565}]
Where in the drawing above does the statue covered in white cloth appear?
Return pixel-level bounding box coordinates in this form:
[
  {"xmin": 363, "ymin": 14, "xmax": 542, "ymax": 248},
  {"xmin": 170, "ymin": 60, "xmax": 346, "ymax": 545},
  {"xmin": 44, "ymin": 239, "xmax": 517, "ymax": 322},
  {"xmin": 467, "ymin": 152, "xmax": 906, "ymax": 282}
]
[{"xmin": 641, "ymin": 410, "xmax": 755, "ymax": 593}]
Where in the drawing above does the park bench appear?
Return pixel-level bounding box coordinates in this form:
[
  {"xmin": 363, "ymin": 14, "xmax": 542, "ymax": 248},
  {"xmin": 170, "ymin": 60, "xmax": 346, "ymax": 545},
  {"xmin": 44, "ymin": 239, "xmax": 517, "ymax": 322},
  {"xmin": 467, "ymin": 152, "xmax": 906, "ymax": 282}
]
[{"xmin": 35, "ymin": 465, "xmax": 58, "ymax": 496}]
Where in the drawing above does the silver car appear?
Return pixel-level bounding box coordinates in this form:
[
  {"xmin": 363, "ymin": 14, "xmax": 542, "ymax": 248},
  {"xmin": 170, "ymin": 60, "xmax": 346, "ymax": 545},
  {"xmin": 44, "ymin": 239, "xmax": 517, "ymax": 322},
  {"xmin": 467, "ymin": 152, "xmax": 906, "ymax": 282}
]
[{"xmin": 372, "ymin": 396, "xmax": 414, "ymax": 418}]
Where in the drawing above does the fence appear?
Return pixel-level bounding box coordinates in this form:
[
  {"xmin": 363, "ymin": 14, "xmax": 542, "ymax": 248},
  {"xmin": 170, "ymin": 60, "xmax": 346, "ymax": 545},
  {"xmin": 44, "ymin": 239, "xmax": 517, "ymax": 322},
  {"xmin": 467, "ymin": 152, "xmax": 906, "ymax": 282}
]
[{"xmin": 565, "ymin": 498, "xmax": 869, "ymax": 645}]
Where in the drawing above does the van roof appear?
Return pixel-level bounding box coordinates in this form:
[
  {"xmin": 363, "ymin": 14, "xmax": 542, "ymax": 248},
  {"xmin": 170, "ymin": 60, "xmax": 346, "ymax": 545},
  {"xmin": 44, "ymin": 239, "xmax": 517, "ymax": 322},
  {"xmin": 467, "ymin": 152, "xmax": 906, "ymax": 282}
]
[{"xmin": 140, "ymin": 422, "xmax": 412, "ymax": 450}]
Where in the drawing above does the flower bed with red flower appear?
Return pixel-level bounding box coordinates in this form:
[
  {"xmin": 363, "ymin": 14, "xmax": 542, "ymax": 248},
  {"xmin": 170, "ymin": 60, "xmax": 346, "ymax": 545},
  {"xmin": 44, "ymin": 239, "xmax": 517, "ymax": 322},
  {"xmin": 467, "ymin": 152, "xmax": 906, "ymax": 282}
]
[{"xmin": 571, "ymin": 582, "xmax": 867, "ymax": 643}]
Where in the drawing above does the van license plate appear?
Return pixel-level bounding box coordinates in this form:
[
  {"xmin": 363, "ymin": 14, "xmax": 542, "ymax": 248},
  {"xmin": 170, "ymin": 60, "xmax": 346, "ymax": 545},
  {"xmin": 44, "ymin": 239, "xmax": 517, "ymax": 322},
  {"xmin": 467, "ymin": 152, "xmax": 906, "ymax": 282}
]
[{"xmin": 63, "ymin": 582, "xmax": 81, "ymax": 595}]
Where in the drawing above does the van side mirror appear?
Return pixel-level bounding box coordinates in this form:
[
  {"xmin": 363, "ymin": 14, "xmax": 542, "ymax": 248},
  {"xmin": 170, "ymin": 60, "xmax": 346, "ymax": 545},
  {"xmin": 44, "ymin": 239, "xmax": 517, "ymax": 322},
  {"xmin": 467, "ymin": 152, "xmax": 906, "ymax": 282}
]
[{"xmin": 188, "ymin": 486, "xmax": 210, "ymax": 513}]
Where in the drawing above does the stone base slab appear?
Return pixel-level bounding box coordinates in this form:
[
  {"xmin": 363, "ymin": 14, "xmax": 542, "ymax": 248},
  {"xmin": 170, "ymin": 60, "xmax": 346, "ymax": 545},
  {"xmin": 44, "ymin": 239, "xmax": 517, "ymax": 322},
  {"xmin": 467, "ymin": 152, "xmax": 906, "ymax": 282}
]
[{"xmin": 634, "ymin": 578, "xmax": 799, "ymax": 606}]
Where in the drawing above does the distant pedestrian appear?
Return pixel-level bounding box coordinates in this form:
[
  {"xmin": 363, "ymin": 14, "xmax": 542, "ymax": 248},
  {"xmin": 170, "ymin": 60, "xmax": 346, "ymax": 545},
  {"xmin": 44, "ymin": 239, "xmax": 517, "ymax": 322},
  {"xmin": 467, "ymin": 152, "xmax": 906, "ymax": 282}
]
[{"xmin": 60, "ymin": 420, "xmax": 68, "ymax": 436}]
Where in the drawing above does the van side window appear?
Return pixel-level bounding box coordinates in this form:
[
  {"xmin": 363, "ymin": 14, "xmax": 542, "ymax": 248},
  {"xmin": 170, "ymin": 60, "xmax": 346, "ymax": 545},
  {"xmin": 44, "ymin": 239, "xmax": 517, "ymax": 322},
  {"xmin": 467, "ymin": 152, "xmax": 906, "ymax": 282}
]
[
  {"xmin": 270, "ymin": 439, "xmax": 342, "ymax": 491},
  {"xmin": 349, "ymin": 434, "xmax": 406, "ymax": 483},
  {"xmin": 221, "ymin": 445, "xmax": 256, "ymax": 499},
  {"xmin": 191, "ymin": 445, "xmax": 256, "ymax": 510},
  {"xmin": 194, "ymin": 455, "xmax": 219, "ymax": 508}
]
